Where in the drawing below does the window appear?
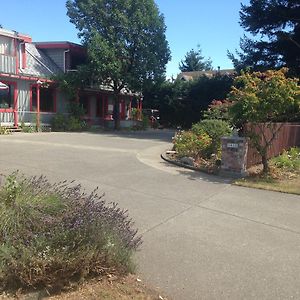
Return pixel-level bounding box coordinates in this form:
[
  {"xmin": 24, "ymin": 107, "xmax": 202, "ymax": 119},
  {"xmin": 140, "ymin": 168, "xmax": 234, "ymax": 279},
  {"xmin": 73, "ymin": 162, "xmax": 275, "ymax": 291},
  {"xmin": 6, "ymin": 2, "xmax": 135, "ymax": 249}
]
[
  {"xmin": 0, "ymin": 83, "xmax": 14, "ymax": 109},
  {"xmin": 40, "ymin": 87, "xmax": 55, "ymax": 112},
  {"xmin": 0, "ymin": 36, "xmax": 14, "ymax": 56},
  {"xmin": 31, "ymin": 86, "xmax": 56, "ymax": 112}
]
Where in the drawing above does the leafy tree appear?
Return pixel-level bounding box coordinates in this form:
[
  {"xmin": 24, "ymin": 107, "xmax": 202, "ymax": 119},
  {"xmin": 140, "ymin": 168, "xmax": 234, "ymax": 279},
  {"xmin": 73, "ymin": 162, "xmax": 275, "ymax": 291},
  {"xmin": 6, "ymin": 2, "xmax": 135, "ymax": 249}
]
[
  {"xmin": 53, "ymin": 69, "xmax": 90, "ymax": 99},
  {"xmin": 229, "ymin": 0, "xmax": 300, "ymax": 76},
  {"xmin": 202, "ymin": 99, "xmax": 233, "ymax": 124},
  {"xmin": 143, "ymin": 74, "xmax": 233, "ymax": 128},
  {"xmin": 228, "ymin": 68, "xmax": 300, "ymax": 173},
  {"xmin": 179, "ymin": 46, "xmax": 212, "ymax": 72},
  {"xmin": 66, "ymin": 0, "xmax": 171, "ymax": 129}
]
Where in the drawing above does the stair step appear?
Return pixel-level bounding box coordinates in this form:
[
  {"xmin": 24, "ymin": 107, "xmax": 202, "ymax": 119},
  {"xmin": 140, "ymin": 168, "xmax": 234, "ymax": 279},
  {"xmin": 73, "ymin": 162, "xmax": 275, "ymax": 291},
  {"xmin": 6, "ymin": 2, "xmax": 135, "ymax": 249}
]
[{"xmin": 0, "ymin": 126, "xmax": 22, "ymax": 133}]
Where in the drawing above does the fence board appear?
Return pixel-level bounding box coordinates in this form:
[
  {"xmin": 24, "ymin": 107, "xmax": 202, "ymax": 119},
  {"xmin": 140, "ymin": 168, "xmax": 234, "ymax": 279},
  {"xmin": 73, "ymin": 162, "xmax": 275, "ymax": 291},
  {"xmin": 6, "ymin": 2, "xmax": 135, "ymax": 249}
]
[{"xmin": 246, "ymin": 123, "xmax": 300, "ymax": 168}]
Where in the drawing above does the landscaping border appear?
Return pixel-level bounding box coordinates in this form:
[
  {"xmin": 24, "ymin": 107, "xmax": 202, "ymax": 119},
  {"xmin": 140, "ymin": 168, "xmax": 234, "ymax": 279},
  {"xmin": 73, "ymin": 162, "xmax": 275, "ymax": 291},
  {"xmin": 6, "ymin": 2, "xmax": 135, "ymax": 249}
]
[{"xmin": 161, "ymin": 150, "xmax": 217, "ymax": 175}]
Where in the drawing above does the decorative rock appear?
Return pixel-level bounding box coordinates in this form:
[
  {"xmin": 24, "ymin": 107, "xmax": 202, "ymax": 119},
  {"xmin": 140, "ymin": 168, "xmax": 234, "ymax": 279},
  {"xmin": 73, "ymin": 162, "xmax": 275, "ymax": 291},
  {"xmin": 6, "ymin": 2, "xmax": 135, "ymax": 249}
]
[
  {"xmin": 180, "ymin": 156, "xmax": 195, "ymax": 166},
  {"xmin": 166, "ymin": 150, "xmax": 177, "ymax": 154}
]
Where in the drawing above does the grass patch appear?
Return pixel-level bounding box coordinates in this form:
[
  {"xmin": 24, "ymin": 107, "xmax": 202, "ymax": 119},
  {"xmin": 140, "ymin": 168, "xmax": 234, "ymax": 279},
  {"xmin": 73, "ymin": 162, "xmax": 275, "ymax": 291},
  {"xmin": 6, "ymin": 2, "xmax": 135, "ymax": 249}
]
[
  {"xmin": 235, "ymin": 147, "xmax": 300, "ymax": 195},
  {"xmin": 235, "ymin": 174, "xmax": 300, "ymax": 195}
]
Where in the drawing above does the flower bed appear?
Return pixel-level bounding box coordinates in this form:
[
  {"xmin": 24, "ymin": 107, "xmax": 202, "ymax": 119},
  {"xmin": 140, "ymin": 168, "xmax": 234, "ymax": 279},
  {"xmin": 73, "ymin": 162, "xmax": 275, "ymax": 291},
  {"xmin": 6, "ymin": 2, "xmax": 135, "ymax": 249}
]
[{"xmin": 166, "ymin": 119, "xmax": 232, "ymax": 174}]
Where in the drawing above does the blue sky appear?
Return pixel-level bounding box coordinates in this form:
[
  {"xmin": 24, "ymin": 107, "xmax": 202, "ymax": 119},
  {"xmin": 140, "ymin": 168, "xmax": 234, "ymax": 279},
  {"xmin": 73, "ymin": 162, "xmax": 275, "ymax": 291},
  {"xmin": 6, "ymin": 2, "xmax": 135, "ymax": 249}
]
[{"xmin": 0, "ymin": 0, "xmax": 249, "ymax": 77}]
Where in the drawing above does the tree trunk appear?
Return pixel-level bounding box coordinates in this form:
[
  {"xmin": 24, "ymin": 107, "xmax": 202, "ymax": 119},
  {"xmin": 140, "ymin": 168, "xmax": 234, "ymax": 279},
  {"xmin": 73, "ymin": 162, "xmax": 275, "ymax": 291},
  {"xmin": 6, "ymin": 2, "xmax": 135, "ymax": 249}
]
[
  {"xmin": 113, "ymin": 93, "xmax": 120, "ymax": 130},
  {"xmin": 261, "ymin": 153, "xmax": 269, "ymax": 174}
]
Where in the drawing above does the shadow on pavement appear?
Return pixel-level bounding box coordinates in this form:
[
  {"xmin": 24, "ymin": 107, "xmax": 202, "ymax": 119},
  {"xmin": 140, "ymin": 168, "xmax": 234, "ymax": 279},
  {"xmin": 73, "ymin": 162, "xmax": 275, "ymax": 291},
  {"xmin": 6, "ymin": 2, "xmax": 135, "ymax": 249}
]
[
  {"xmin": 159, "ymin": 158, "xmax": 233, "ymax": 184},
  {"xmin": 87, "ymin": 129, "xmax": 176, "ymax": 143},
  {"xmin": 177, "ymin": 168, "xmax": 233, "ymax": 184}
]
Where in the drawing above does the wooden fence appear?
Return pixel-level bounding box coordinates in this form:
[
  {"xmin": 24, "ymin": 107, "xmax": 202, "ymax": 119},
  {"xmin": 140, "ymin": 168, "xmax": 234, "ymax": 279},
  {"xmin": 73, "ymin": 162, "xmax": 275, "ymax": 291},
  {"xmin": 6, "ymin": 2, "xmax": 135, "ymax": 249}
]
[{"xmin": 246, "ymin": 123, "xmax": 300, "ymax": 168}]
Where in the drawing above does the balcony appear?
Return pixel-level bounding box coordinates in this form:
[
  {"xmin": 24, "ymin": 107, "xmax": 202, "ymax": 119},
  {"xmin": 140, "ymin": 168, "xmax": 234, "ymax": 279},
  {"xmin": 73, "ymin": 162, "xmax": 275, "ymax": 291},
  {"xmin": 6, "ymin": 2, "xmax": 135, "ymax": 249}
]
[{"xmin": 0, "ymin": 54, "xmax": 16, "ymax": 74}]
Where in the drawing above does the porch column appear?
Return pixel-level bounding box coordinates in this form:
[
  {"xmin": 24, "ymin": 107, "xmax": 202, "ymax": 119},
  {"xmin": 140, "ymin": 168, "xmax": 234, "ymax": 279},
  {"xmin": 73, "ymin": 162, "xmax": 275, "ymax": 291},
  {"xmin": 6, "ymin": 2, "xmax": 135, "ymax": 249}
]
[
  {"xmin": 13, "ymin": 83, "xmax": 18, "ymax": 127},
  {"xmin": 37, "ymin": 83, "xmax": 40, "ymax": 129},
  {"xmin": 138, "ymin": 97, "xmax": 143, "ymax": 120},
  {"xmin": 140, "ymin": 96, "xmax": 143, "ymax": 110},
  {"xmin": 121, "ymin": 99, "xmax": 126, "ymax": 120},
  {"xmin": 129, "ymin": 97, "xmax": 132, "ymax": 119}
]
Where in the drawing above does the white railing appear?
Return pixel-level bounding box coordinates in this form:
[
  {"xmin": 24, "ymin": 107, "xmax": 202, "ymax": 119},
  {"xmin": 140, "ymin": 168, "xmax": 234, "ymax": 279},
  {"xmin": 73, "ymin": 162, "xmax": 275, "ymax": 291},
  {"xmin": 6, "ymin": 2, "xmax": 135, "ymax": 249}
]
[
  {"xmin": 20, "ymin": 111, "xmax": 69, "ymax": 126},
  {"xmin": 0, "ymin": 111, "xmax": 14, "ymax": 125}
]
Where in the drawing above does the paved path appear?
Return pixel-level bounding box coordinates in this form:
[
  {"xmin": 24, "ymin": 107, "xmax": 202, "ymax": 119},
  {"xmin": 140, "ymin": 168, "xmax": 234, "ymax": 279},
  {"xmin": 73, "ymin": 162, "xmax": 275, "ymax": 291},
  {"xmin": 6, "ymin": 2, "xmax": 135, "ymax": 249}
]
[{"xmin": 1, "ymin": 131, "xmax": 300, "ymax": 300}]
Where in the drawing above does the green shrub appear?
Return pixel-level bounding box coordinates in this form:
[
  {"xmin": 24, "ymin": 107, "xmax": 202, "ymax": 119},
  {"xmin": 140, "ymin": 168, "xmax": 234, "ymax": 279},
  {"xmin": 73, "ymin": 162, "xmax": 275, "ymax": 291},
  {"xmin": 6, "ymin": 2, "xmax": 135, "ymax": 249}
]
[
  {"xmin": 141, "ymin": 114, "xmax": 149, "ymax": 130},
  {"xmin": 68, "ymin": 102, "xmax": 85, "ymax": 120},
  {"xmin": 173, "ymin": 130, "xmax": 212, "ymax": 159},
  {"xmin": 192, "ymin": 119, "xmax": 232, "ymax": 154},
  {"xmin": 66, "ymin": 116, "xmax": 84, "ymax": 131},
  {"xmin": 0, "ymin": 172, "xmax": 141, "ymax": 291},
  {"xmin": 51, "ymin": 113, "xmax": 67, "ymax": 131},
  {"xmin": 52, "ymin": 114, "xmax": 88, "ymax": 132},
  {"xmin": 271, "ymin": 147, "xmax": 300, "ymax": 172},
  {"xmin": 20, "ymin": 121, "xmax": 36, "ymax": 133},
  {"xmin": 131, "ymin": 108, "xmax": 139, "ymax": 120},
  {"xmin": 0, "ymin": 127, "xmax": 9, "ymax": 135}
]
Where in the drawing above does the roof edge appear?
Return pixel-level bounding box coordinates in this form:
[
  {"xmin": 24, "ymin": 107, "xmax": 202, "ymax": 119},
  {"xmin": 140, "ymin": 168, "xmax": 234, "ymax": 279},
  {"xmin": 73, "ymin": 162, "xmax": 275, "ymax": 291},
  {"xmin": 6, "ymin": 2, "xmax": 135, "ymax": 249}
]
[{"xmin": 0, "ymin": 28, "xmax": 32, "ymax": 43}]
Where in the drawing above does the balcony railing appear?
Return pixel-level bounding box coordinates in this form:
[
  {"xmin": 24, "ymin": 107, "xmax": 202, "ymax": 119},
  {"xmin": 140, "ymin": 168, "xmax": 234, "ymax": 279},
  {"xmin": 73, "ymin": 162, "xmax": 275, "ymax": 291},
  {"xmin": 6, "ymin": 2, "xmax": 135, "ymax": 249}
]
[{"xmin": 0, "ymin": 54, "xmax": 16, "ymax": 74}]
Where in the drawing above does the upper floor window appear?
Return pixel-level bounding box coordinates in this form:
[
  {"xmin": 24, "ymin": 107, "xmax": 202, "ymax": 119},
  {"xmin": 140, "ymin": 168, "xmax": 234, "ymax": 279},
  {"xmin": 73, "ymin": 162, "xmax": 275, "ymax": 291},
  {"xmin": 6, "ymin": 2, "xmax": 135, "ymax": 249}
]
[{"xmin": 0, "ymin": 36, "xmax": 14, "ymax": 56}]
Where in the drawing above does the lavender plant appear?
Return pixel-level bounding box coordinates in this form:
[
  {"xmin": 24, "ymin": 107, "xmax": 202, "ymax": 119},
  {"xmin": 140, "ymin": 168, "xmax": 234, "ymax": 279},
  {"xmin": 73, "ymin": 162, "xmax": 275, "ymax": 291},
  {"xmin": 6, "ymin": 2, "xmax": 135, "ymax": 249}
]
[{"xmin": 0, "ymin": 173, "xmax": 142, "ymax": 290}]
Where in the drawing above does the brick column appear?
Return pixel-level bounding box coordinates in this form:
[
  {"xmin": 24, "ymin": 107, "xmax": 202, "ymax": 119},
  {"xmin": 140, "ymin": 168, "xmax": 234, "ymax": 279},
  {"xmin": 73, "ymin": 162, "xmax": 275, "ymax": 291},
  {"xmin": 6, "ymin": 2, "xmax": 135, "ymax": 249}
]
[{"xmin": 221, "ymin": 136, "xmax": 249, "ymax": 177}]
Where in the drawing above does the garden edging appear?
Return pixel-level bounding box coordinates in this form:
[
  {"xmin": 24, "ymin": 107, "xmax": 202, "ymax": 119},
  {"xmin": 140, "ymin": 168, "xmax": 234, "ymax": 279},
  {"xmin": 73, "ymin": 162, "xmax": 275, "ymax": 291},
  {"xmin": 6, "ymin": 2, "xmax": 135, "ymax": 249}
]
[{"xmin": 161, "ymin": 150, "xmax": 216, "ymax": 175}]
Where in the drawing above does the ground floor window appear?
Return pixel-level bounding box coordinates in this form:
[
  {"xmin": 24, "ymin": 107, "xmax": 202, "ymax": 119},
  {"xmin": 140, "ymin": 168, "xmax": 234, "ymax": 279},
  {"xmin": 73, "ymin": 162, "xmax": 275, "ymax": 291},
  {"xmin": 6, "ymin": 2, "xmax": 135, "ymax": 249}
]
[
  {"xmin": 31, "ymin": 85, "xmax": 56, "ymax": 112},
  {"xmin": 0, "ymin": 82, "xmax": 15, "ymax": 109}
]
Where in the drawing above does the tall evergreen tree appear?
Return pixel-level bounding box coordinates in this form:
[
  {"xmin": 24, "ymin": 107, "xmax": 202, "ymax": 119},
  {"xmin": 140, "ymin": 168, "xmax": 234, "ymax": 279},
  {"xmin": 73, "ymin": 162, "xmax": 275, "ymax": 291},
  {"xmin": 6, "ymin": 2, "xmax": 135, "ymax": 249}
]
[
  {"xmin": 228, "ymin": 0, "xmax": 300, "ymax": 76},
  {"xmin": 179, "ymin": 46, "xmax": 212, "ymax": 72}
]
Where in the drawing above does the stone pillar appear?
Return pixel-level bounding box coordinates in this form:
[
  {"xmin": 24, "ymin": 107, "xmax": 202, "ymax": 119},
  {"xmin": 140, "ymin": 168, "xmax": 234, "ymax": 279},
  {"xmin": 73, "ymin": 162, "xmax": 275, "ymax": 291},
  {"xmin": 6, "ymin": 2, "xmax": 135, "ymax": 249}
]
[{"xmin": 221, "ymin": 136, "xmax": 249, "ymax": 177}]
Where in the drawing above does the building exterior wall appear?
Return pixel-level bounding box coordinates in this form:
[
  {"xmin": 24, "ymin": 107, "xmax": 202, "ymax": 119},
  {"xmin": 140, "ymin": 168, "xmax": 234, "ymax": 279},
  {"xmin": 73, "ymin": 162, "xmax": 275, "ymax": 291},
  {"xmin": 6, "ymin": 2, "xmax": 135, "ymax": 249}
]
[
  {"xmin": 56, "ymin": 91, "xmax": 69, "ymax": 114},
  {"xmin": 17, "ymin": 79, "xmax": 31, "ymax": 123},
  {"xmin": 0, "ymin": 75, "xmax": 71, "ymax": 126},
  {"xmin": 41, "ymin": 49, "xmax": 65, "ymax": 71},
  {"xmin": 0, "ymin": 55, "xmax": 16, "ymax": 74},
  {"xmin": 0, "ymin": 29, "xmax": 139, "ymax": 129}
]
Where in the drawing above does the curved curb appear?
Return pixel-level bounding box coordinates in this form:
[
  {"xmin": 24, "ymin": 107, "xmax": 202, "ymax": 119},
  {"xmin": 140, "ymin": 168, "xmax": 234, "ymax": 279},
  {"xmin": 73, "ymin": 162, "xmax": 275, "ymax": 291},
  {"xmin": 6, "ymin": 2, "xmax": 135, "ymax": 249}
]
[{"xmin": 160, "ymin": 151, "xmax": 219, "ymax": 175}]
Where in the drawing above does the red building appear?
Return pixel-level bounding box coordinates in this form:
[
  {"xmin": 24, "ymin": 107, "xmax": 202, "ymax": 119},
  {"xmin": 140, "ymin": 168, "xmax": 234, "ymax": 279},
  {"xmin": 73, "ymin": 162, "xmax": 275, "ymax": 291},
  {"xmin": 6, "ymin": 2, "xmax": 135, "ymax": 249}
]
[{"xmin": 0, "ymin": 28, "xmax": 142, "ymax": 128}]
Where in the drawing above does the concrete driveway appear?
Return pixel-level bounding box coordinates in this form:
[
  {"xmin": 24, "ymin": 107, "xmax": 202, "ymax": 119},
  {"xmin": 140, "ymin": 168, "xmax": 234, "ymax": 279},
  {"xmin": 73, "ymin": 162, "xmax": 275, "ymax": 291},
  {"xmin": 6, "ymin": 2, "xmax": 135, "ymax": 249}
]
[{"xmin": 0, "ymin": 131, "xmax": 300, "ymax": 300}]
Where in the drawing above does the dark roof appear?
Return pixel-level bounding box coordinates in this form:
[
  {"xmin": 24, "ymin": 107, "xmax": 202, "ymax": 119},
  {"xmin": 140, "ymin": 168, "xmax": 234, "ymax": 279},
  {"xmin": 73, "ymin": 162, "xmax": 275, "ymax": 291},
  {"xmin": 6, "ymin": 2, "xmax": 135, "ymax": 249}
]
[
  {"xmin": 34, "ymin": 41, "xmax": 85, "ymax": 51},
  {"xmin": 177, "ymin": 69, "xmax": 236, "ymax": 81}
]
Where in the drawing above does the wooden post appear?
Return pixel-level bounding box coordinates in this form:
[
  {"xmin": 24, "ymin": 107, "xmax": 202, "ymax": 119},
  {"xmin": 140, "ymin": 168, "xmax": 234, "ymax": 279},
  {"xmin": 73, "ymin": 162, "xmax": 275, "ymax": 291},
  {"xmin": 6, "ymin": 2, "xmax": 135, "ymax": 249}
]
[
  {"xmin": 37, "ymin": 83, "xmax": 40, "ymax": 130},
  {"xmin": 129, "ymin": 97, "xmax": 132, "ymax": 119},
  {"xmin": 13, "ymin": 83, "xmax": 18, "ymax": 127}
]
